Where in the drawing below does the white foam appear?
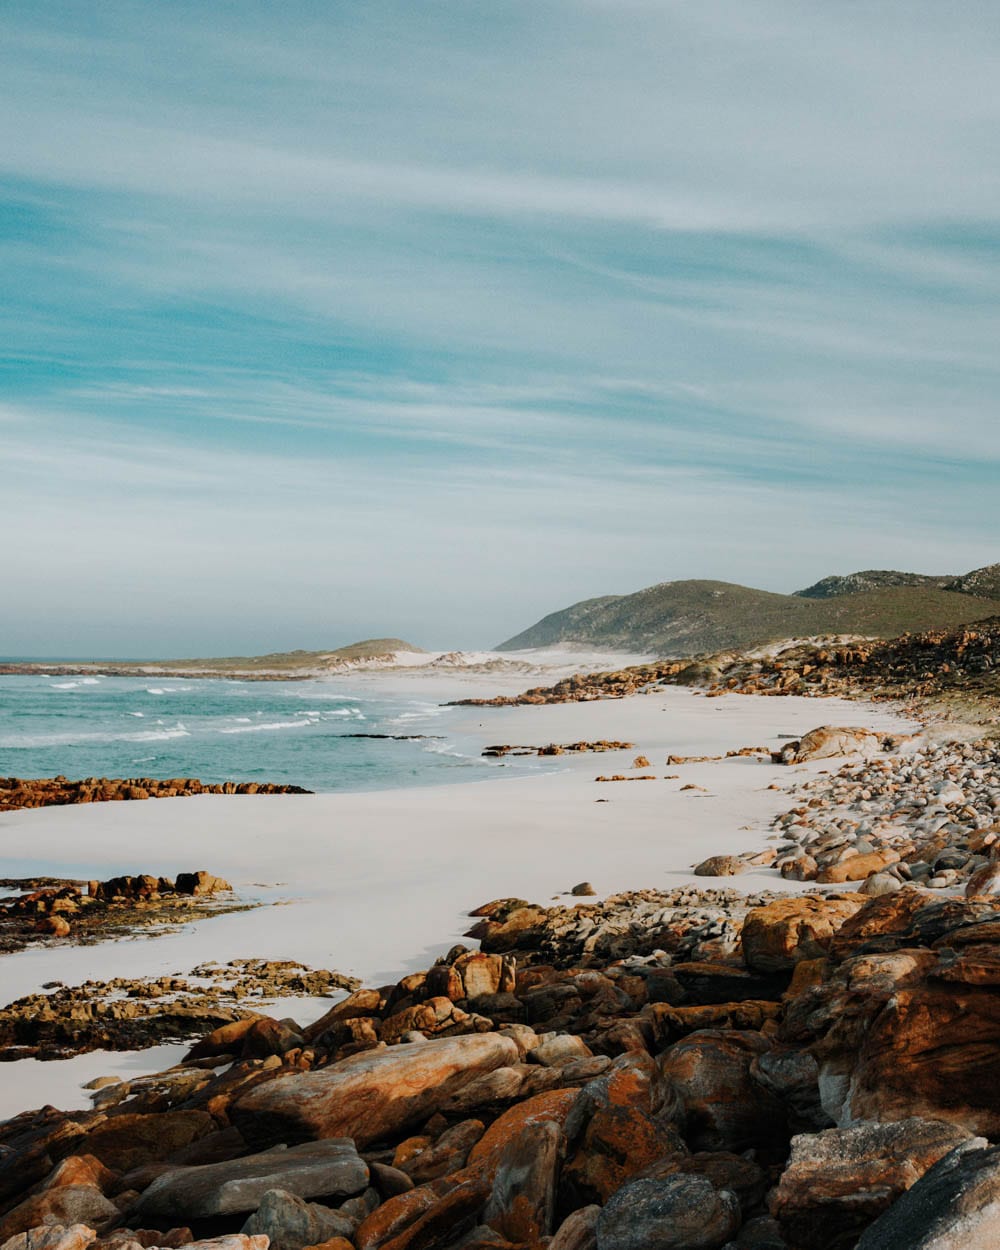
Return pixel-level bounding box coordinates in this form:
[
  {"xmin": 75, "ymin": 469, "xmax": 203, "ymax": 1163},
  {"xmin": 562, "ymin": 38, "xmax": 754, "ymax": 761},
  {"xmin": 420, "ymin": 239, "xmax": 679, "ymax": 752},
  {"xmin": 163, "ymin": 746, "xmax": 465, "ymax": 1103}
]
[
  {"xmin": 129, "ymin": 728, "xmax": 191, "ymax": 742},
  {"xmin": 217, "ymin": 719, "xmax": 311, "ymax": 735}
]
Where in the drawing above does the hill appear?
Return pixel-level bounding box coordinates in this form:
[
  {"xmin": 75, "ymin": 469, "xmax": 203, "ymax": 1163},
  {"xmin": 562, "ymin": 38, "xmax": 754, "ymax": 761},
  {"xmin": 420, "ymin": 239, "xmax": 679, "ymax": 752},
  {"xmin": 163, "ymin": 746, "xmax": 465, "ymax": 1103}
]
[
  {"xmin": 497, "ymin": 576, "xmax": 1000, "ymax": 657},
  {"xmin": 0, "ymin": 638, "xmax": 425, "ymax": 681},
  {"xmin": 794, "ymin": 570, "xmax": 955, "ymax": 598}
]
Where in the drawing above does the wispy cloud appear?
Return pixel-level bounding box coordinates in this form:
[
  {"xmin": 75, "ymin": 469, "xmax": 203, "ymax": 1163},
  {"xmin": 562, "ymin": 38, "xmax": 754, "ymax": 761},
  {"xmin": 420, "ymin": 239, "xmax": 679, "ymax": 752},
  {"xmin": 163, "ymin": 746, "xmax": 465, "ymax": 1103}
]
[{"xmin": 2, "ymin": 1, "xmax": 999, "ymax": 652}]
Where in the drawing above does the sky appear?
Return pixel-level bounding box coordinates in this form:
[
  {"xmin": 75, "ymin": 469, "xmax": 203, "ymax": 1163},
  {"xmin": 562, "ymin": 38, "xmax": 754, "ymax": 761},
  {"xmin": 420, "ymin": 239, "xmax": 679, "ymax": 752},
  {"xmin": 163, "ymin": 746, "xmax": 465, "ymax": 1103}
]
[{"xmin": 3, "ymin": 1, "xmax": 1000, "ymax": 655}]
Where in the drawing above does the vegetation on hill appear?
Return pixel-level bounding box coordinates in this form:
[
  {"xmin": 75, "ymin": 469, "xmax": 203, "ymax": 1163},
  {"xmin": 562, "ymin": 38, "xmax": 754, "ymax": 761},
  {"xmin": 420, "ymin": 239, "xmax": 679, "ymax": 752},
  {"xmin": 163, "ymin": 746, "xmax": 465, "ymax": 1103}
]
[
  {"xmin": 794, "ymin": 570, "xmax": 955, "ymax": 598},
  {"xmin": 497, "ymin": 571, "xmax": 1000, "ymax": 657}
]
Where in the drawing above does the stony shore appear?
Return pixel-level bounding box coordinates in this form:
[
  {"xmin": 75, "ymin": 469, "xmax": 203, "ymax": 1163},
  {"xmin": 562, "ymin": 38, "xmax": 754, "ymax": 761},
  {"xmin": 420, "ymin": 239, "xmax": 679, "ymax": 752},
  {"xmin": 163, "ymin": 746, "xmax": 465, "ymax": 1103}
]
[
  {"xmin": 0, "ymin": 780, "xmax": 311, "ymax": 814},
  {"xmin": 3, "ymin": 679, "xmax": 998, "ymax": 1249},
  {"xmin": 1, "ymin": 874, "xmax": 999, "ymax": 1250}
]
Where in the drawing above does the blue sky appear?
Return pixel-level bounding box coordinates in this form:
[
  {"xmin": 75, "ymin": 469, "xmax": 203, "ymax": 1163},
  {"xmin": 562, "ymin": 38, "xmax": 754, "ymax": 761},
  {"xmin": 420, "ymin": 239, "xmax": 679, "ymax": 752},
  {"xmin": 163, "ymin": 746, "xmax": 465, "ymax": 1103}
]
[{"xmin": 3, "ymin": 1, "xmax": 999, "ymax": 655}]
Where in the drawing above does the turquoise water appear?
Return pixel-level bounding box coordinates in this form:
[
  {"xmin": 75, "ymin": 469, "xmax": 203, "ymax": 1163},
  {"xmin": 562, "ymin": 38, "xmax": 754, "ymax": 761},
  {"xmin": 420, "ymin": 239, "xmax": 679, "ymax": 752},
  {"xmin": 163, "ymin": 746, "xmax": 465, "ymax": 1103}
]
[{"xmin": 0, "ymin": 674, "xmax": 511, "ymax": 793}]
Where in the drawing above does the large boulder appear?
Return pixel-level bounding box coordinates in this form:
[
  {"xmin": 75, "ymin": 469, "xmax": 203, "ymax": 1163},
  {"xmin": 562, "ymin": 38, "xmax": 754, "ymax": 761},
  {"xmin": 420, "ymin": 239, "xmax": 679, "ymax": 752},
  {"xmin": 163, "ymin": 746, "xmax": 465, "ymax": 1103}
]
[
  {"xmin": 658, "ymin": 1030, "xmax": 787, "ymax": 1154},
  {"xmin": 131, "ymin": 1140, "xmax": 368, "ymax": 1220},
  {"xmin": 562, "ymin": 1052, "xmax": 684, "ymax": 1203},
  {"xmin": 0, "ymin": 1187, "xmax": 118, "ymax": 1243},
  {"xmin": 596, "ymin": 1174, "xmax": 740, "ymax": 1250},
  {"xmin": 233, "ymin": 1033, "xmax": 520, "ymax": 1148},
  {"xmin": 240, "ymin": 1188, "xmax": 355, "ymax": 1250},
  {"xmin": 769, "ymin": 1118, "xmax": 978, "ymax": 1250},
  {"xmin": 857, "ymin": 1141, "xmax": 1000, "ymax": 1249},
  {"xmin": 742, "ymin": 896, "xmax": 865, "ymax": 972},
  {"xmin": 78, "ymin": 1112, "xmax": 216, "ymax": 1171},
  {"xmin": 483, "ymin": 1117, "xmax": 564, "ymax": 1242},
  {"xmin": 780, "ymin": 726, "xmax": 883, "ymax": 764},
  {"xmin": 0, "ymin": 1229, "xmax": 96, "ymax": 1250},
  {"xmin": 783, "ymin": 943, "xmax": 1000, "ymax": 1135}
]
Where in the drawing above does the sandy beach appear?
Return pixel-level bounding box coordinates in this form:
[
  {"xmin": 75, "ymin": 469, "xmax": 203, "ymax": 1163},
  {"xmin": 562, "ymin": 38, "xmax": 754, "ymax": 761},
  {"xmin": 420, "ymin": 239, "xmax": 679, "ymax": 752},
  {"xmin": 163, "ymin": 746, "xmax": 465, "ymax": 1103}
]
[{"xmin": 0, "ymin": 684, "xmax": 917, "ymax": 1119}]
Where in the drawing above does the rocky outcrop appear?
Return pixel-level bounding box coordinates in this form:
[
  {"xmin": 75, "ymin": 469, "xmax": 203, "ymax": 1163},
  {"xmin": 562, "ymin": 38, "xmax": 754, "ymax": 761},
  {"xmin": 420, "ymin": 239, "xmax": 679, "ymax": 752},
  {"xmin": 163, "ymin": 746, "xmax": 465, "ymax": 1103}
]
[
  {"xmin": 769, "ymin": 1118, "xmax": 977, "ymax": 1249},
  {"xmin": 132, "ymin": 1140, "xmax": 368, "ymax": 1219},
  {"xmin": 0, "ymin": 777, "xmax": 310, "ymax": 812},
  {"xmin": 232, "ymin": 1034, "xmax": 521, "ymax": 1148},
  {"xmin": 856, "ymin": 1140, "xmax": 1000, "ymax": 1249}
]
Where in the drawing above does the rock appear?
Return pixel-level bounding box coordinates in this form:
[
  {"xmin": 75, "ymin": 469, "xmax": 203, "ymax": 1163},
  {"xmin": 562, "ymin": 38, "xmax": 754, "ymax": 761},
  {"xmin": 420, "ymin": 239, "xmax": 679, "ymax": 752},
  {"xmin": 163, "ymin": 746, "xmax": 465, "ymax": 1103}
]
[
  {"xmin": 596, "ymin": 1174, "xmax": 741, "ymax": 1250},
  {"xmin": 0, "ymin": 1226, "xmax": 97, "ymax": 1250},
  {"xmin": 0, "ymin": 1187, "xmax": 119, "ymax": 1242},
  {"xmin": 241, "ymin": 1189, "xmax": 355, "ymax": 1250},
  {"xmin": 483, "ymin": 1117, "xmax": 563, "ymax": 1242},
  {"xmin": 770, "ymin": 1118, "xmax": 977, "ymax": 1250},
  {"xmin": 966, "ymin": 862, "xmax": 1000, "ymax": 898},
  {"xmin": 79, "ymin": 1113, "xmax": 216, "ymax": 1172},
  {"xmin": 571, "ymin": 883, "xmax": 596, "ymax": 897},
  {"xmin": 398, "ymin": 1120, "xmax": 484, "ymax": 1184},
  {"xmin": 368, "ymin": 1162, "xmax": 414, "ymax": 1199},
  {"xmin": 658, "ymin": 1030, "xmax": 787, "ymax": 1154},
  {"xmin": 694, "ymin": 857, "xmax": 747, "ymax": 878},
  {"xmin": 232, "ymin": 1033, "xmax": 520, "ymax": 1148},
  {"xmin": 858, "ymin": 872, "xmax": 902, "ymax": 897},
  {"xmin": 550, "ymin": 1206, "xmax": 600, "ymax": 1250},
  {"xmin": 856, "ymin": 1140, "xmax": 1000, "ymax": 1250},
  {"xmin": 783, "ymin": 941, "xmax": 1000, "ymax": 1134},
  {"xmin": 742, "ymin": 896, "xmax": 865, "ymax": 972},
  {"xmin": 469, "ymin": 1089, "xmax": 579, "ymax": 1171},
  {"xmin": 174, "ymin": 872, "xmax": 231, "ymax": 896},
  {"xmin": 563, "ymin": 1052, "xmax": 684, "ymax": 1204},
  {"xmin": 38, "ymin": 1157, "xmax": 117, "ymax": 1194},
  {"xmin": 781, "ymin": 727, "xmax": 883, "ymax": 764},
  {"xmin": 132, "ymin": 1140, "xmax": 368, "ymax": 1219},
  {"xmin": 528, "ymin": 1035, "xmax": 592, "ymax": 1067},
  {"xmin": 816, "ymin": 851, "xmax": 900, "ymax": 884}
]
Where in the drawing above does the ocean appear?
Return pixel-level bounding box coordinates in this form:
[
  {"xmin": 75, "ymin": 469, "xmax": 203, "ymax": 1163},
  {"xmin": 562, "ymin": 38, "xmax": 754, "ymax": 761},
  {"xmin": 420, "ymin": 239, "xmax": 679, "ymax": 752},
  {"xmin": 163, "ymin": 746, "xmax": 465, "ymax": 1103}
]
[{"xmin": 0, "ymin": 672, "xmax": 532, "ymax": 793}]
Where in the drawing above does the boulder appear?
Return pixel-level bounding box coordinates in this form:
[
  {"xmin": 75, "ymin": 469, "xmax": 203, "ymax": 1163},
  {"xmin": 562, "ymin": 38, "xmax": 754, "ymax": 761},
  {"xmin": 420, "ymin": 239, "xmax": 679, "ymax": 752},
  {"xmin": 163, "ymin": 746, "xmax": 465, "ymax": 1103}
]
[
  {"xmin": 563, "ymin": 1052, "xmax": 684, "ymax": 1203},
  {"xmin": 79, "ymin": 1112, "xmax": 216, "ymax": 1171},
  {"xmin": 398, "ymin": 1120, "xmax": 484, "ymax": 1184},
  {"xmin": 483, "ymin": 1118, "xmax": 564, "ymax": 1242},
  {"xmin": 174, "ymin": 872, "xmax": 231, "ymax": 896},
  {"xmin": 781, "ymin": 727, "xmax": 883, "ymax": 764},
  {"xmin": 0, "ymin": 1187, "xmax": 119, "ymax": 1243},
  {"xmin": 694, "ymin": 857, "xmax": 746, "ymax": 878},
  {"xmin": 132, "ymin": 1140, "xmax": 368, "ymax": 1220},
  {"xmin": 742, "ymin": 896, "xmax": 865, "ymax": 972},
  {"xmin": 770, "ymin": 1118, "xmax": 977, "ymax": 1250},
  {"xmin": 783, "ymin": 945, "xmax": 1000, "ymax": 1135},
  {"xmin": 0, "ymin": 1228, "xmax": 96, "ymax": 1250},
  {"xmin": 856, "ymin": 1141, "xmax": 1000, "ymax": 1249},
  {"xmin": 816, "ymin": 851, "xmax": 900, "ymax": 884},
  {"xmin": 595, "ymin": 1174, "xmax": 740, "ymax": 1250},
  {"xmin": 232, "ymin": 1033, "xmax": 520, "ymax": 1148},
  {"xmin": 550, "ymin": 1205, "xmax": 600, "ymax": 1250},
  {"xmin": 658, "ymin": 1030, "xmax": 788, "ymax": 1154},
  {"xmin": 241, "ymin": 1188, "xmax": 355, "ymax": 1250}
]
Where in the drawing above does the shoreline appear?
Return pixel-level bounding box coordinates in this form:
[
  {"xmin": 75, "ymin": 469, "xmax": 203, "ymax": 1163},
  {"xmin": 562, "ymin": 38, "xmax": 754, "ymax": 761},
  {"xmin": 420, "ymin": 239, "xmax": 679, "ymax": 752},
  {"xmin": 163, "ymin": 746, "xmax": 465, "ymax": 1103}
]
[{"xmin": 0, "ymin": 687, "xmax": 918, "ymax": 1119}]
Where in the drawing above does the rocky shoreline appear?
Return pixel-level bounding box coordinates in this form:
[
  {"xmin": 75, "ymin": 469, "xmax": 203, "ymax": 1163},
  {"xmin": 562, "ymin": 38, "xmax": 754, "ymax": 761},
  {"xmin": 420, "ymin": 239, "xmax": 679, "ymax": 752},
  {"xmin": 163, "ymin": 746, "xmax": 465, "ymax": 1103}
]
[
  {"xmin": 0, "ymin": 779, "xmax": 312, "ymax": 814},
  {"xmin": 1, "ymin": 876, "xmax": 999, "ymax": 1250},
  {"xmin": 0, "ymin": 871, "xmax": 246, "ymax": 954},
  {"xmin": 450, "ymin": 617, "xmax": 1000, "ymax": 724},
  {"xmin": 4, "ymin": 689, "xmax": 1000, "ymax": 1247}
]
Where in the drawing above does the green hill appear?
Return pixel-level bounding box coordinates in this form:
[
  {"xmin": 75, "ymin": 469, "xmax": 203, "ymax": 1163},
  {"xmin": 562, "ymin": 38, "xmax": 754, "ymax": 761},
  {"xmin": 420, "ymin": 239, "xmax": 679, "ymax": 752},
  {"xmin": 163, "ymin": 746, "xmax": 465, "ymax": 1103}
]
[{"xmin": 497, "ymin": 576, "xmax": 1000, "ymax": 657}]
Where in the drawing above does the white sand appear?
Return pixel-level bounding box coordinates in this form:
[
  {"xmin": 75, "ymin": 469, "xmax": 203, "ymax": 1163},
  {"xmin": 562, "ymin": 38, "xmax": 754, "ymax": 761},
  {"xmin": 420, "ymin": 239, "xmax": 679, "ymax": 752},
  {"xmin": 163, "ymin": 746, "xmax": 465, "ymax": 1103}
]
[{"xmin": 0, "ymin": 688, "xmax": 917, "ymax": 1119}]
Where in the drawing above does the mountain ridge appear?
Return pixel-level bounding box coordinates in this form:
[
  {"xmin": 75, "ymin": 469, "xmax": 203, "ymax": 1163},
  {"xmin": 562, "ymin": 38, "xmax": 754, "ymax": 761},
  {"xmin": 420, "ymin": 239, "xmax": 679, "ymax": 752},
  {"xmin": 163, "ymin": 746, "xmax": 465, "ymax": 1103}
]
[{"xmin": 497, "ymin": 564, "xmax": 1000, "ymax": 656}]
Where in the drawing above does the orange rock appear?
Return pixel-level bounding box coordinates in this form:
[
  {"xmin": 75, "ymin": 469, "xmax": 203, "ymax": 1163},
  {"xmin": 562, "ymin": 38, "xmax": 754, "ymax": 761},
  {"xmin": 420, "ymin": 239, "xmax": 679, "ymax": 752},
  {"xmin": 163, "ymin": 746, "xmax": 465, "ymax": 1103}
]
[
  {"xmin": 816, "ymin": 851, "xmax": 899, "ymax": 884},
  {"xmin": 742, "ymin": 895, "xmax": 866, "ymax": 971},
  {"xmin": 469, "ymin": 1089, "xmax": 579, "ymax": 1171},
  {"xmin": 562, "ymin": 1053, "xmax": 683, "ymax": 1203}
]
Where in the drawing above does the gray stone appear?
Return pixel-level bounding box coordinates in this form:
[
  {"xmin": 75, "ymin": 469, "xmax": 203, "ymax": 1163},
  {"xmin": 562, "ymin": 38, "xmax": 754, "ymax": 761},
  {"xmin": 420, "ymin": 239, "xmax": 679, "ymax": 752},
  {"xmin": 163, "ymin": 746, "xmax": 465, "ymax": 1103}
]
[
  {"xmin": 597, "ymin": 1174, "xmax": 740, "ymax": 1250},
  {"xmin": 131, "ymin": 1139, "xmax": 368, "ymax": 1219},
  {"xmin": 857, "ymin": 1141, "xmax": 1000, "ymax": 1250},
  {"xmin": 240, "ymin": 1188, "xmax": 355, "ymax": 1250}
]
